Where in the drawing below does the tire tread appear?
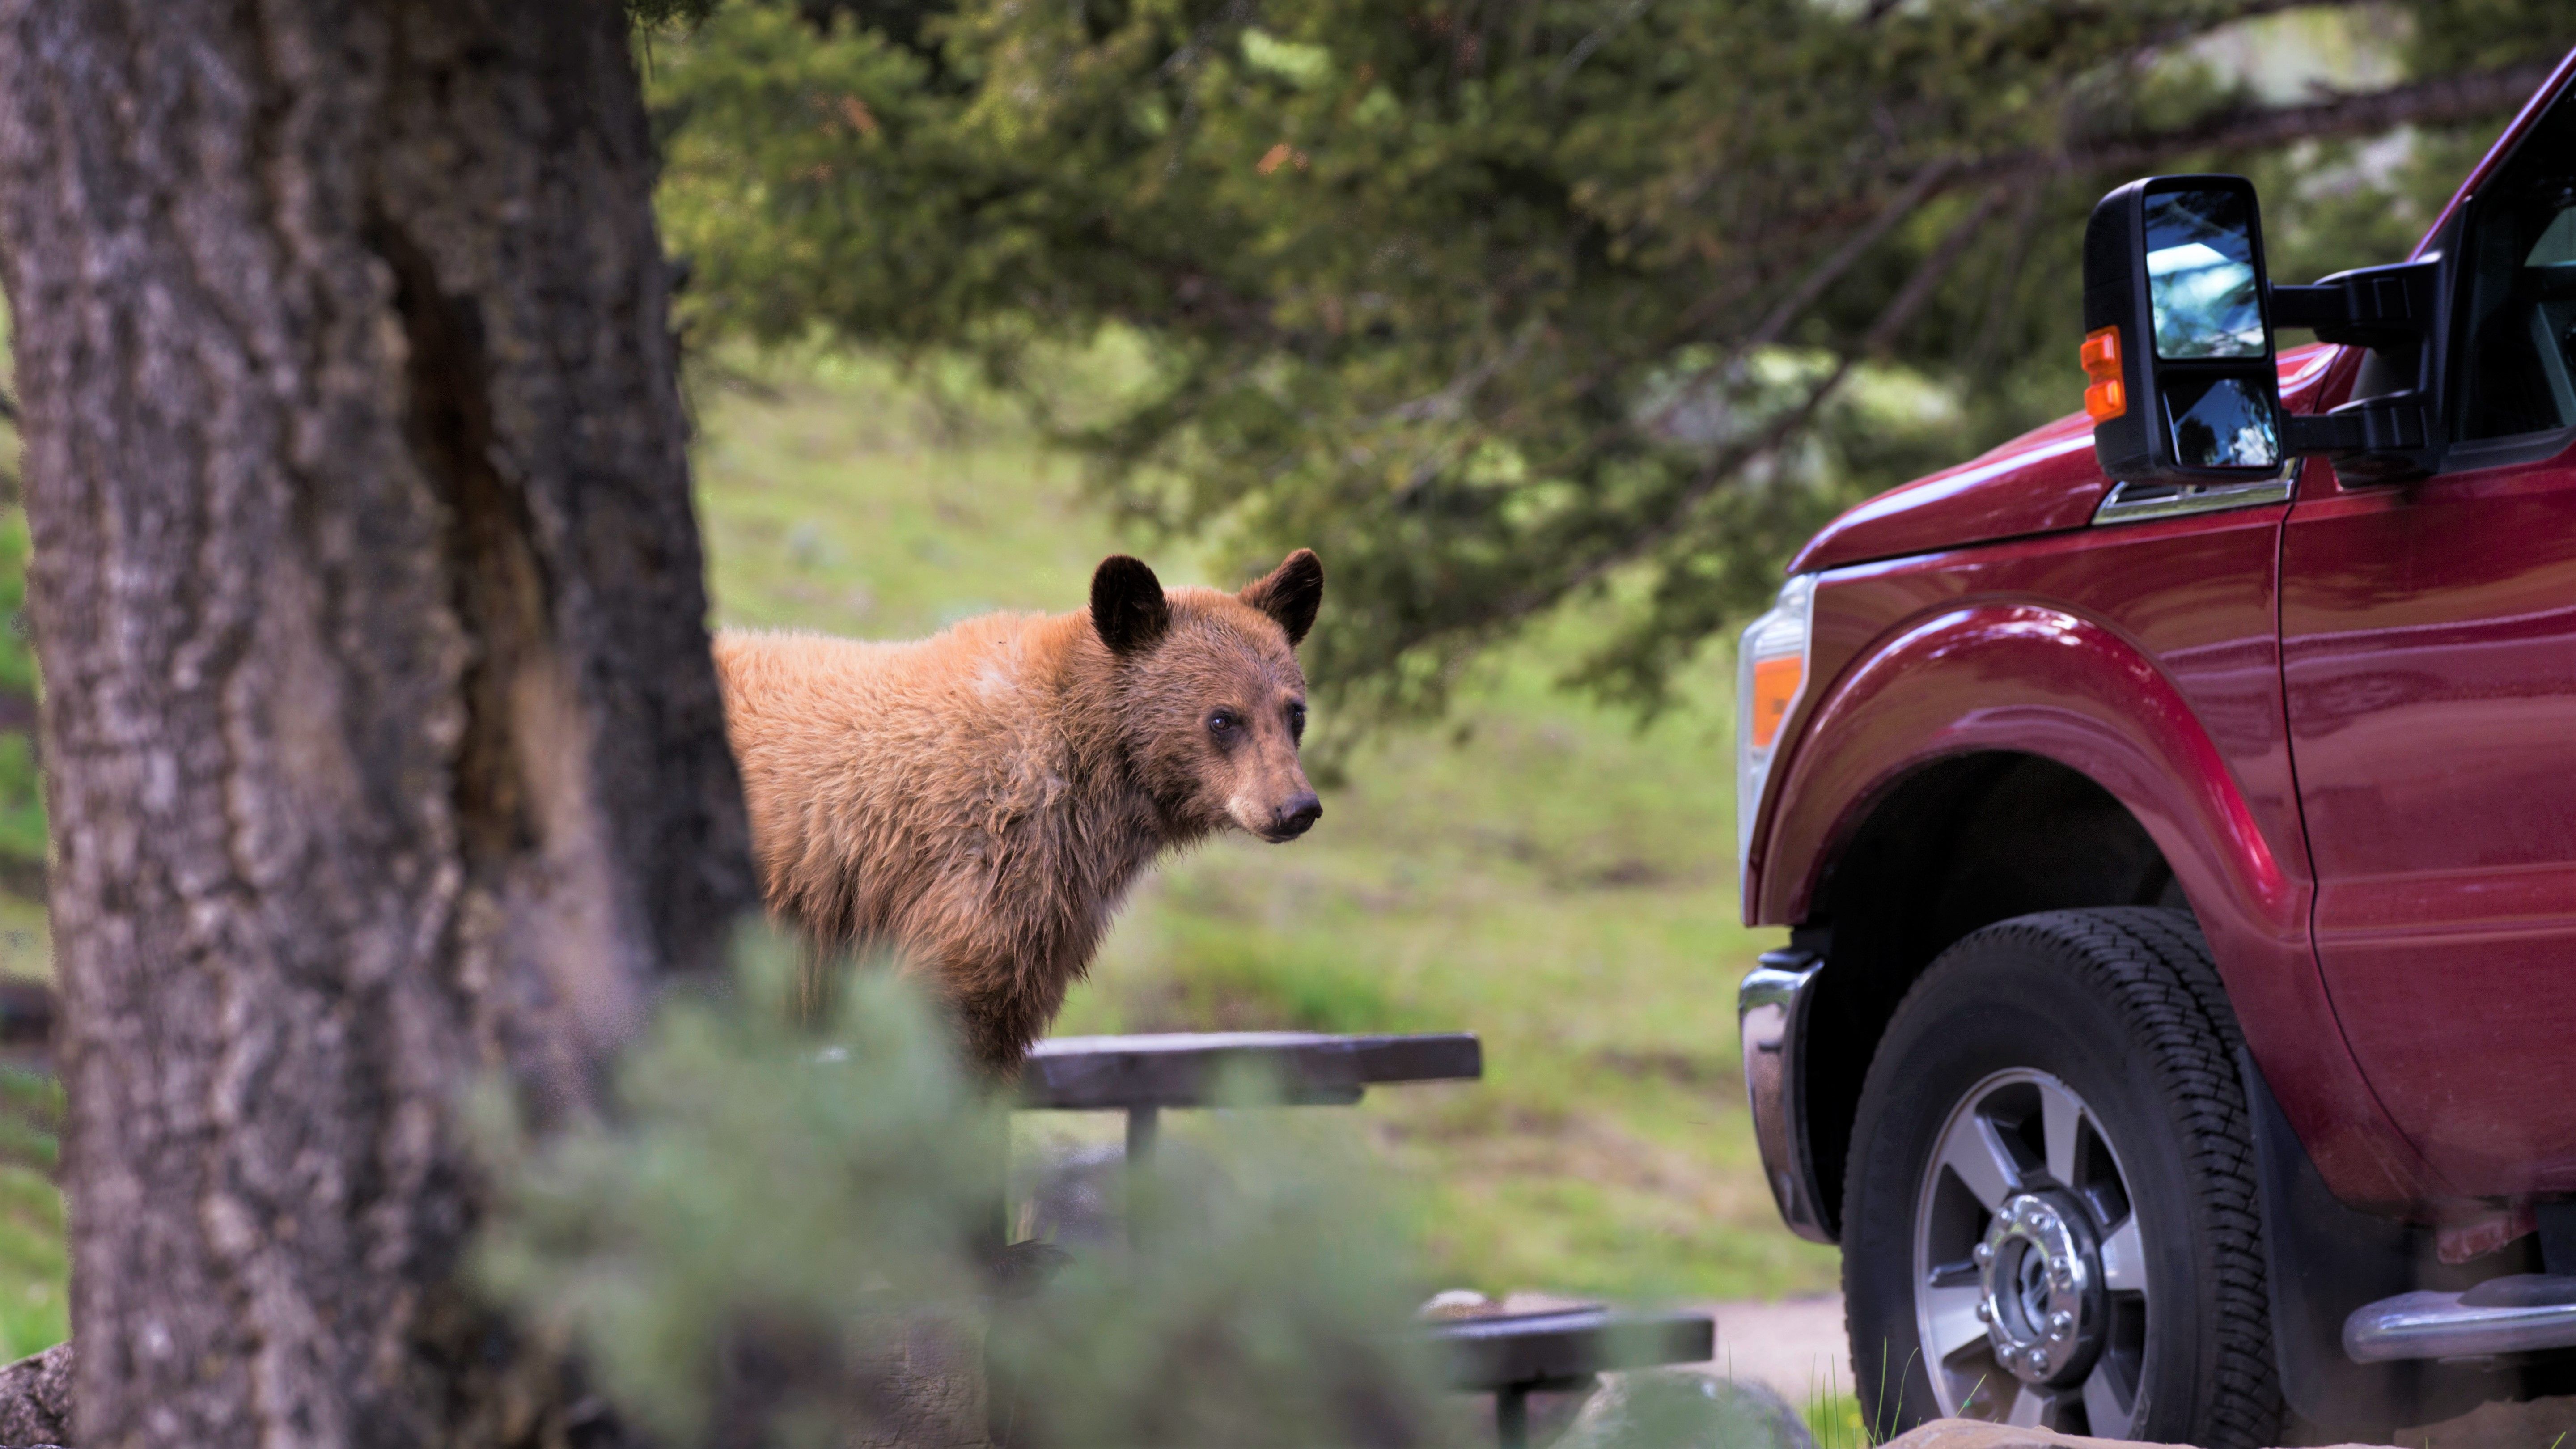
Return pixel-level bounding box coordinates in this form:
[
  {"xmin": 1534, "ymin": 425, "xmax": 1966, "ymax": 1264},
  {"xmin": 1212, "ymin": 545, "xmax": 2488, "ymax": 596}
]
[{"xmin": 1843, "ymin": 906, "xmax": 2285, "ymax": 1449}]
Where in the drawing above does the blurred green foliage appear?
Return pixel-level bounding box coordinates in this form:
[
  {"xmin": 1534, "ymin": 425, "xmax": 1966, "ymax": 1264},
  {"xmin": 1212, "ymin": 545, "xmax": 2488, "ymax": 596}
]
[
  {"xmin": 646, "ymin": 0, "xmax": 2568, "ymax": 729},
  {"xmin": 987, "ymin": 1096, "xmax": 1450, "ymax": 1448},
  {"xmin": 475, "ymin": 930, "xmax": 996, "ymax": 1443},
  {"xmin": 628, "ymin": 0, "xmax": 725, "ymax": 30},
  {"xmin": 477, "ymin": 928, "xmax": 1452, "ymax": 1448}
]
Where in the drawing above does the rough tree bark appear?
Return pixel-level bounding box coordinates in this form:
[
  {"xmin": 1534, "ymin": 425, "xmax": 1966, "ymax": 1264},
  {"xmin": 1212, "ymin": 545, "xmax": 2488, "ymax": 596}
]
[{"xmin": 0, "ymin": 3, "xmax": 758, "ymax": 1445}]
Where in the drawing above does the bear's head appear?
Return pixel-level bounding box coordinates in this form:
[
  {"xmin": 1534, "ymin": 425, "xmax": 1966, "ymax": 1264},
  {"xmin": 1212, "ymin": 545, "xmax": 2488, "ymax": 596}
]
[{"xmin": 1090, "ymin": 549, "xmax": 1325, "ymax": 843}]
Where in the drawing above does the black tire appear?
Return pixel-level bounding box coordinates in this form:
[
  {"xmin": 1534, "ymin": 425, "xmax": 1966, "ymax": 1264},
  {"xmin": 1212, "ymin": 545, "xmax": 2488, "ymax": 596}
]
[{"xmin": 1842, "ymin": 907, "xmax": 2282, "ymax": 1447}]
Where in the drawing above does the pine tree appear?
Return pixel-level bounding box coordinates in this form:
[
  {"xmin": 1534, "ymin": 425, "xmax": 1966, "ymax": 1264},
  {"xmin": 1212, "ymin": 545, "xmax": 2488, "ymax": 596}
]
[{"xmin": 647, "ymin": 0, "xmax": 2564, "ymax": 722}]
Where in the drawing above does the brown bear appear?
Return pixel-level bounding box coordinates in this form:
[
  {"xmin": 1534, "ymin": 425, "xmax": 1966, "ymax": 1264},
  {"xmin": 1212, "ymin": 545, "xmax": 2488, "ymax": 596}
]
[{"xmin": 713, "ymin": 549, "xmax": 1325, "ymax": 1071}]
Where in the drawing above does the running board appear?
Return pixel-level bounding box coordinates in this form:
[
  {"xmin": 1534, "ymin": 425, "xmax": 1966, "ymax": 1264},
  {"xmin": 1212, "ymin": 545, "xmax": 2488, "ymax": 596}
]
[{"xmin": 2346, "ymin": 1275, "xmax": 2576, "ymax": 1362}]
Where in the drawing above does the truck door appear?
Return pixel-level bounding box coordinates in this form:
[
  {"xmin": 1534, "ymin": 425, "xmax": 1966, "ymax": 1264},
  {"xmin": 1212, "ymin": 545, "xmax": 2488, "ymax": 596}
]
[{"xmin": 2278, "ymin": 89, "xmax": 2576, "ymax": 1196}]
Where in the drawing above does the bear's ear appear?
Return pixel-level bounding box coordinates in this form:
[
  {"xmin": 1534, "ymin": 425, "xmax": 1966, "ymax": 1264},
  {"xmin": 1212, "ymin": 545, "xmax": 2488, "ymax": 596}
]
[
  {"xmin": 1239, "ymin": 548, "xmax": 1323, "ymax": 647},
  {"xmin": 1090, "ymin": 555, "xmax": 1171, "ymax": 656}
]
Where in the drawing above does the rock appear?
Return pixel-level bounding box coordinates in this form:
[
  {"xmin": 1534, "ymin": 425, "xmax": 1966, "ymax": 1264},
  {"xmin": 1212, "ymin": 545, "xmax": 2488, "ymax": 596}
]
[
  {"xmin": 1874, "ymin": 1421, "xmax": 2105, "ymax": 1449},
  {"xmin": 1873, "ymin": 1419, "xmax": 2405, "ymax": 1449},
  {"xmin": 1419, "ymin": 1289, "xmax": 1496, "ymax": 1320},
  {"xmin": 1550, "ymin": 1368, "xmax": 1816, "ymax": 1449},
  {"xmin": 0, "ymin": 1339, "xmax": 73, "ymax": 1448},
  {"xmin": 1012, "ymin": 1142, "xmax": 1126, "ymax": 1250}
]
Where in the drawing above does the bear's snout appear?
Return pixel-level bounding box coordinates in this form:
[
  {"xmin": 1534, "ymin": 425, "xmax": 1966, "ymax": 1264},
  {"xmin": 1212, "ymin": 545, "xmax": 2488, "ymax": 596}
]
[{"xmin": 1269, "ymin": 791, "xmax": 1323, "ymax": 841}]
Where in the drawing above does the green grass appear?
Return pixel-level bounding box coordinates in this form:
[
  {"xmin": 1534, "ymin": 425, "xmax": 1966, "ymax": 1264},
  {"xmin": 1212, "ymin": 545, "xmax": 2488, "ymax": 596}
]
[
  {"xmin": 0, "ymin": 1069, "xmax": 64, "ymax": 1361},
  {"xmin": 0, "ymin": 1163, "xmax": 61, "ymax": 1361},
  {"xmin": 0, "ymin": 896, "xmax": 47, "ymax": 983},
  {"xmin": 1805, "ymin": 1392, "xmax": 1871, "ymax": 1449},
  {"xmin": 692, "ymin": 350, "xmax": 1839, "ymax": 1305}
]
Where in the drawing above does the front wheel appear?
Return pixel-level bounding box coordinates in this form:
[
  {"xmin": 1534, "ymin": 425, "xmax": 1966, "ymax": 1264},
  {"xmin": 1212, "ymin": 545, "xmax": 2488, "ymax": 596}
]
[{"xmin": 1841, "ymin": 908, "xmax": 2283, "ymax": 1447}]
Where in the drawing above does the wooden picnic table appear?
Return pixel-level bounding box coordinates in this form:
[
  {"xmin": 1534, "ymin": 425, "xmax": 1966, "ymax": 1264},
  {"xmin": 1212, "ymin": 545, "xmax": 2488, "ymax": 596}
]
[
  {"xmin": 1017, "ymin": 1029, "xmax": 1483, "ymax": 1162},
  {"xmin": 1013, "ymin": 1032, "xmax": 1712, "ymax": 1449}
]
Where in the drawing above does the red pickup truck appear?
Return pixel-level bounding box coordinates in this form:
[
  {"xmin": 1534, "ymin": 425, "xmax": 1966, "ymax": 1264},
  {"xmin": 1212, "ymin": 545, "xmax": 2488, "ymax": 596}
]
[{"xmin": 1737, "ymin": 50, "xmax": 2576, "ymax": 1447}]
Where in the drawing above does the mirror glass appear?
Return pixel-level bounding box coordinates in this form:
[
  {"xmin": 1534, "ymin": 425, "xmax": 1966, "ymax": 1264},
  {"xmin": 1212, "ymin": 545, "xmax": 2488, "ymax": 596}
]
[
  {"xmin": 2163, "ymin": 374, "xmax": 2280, "ymax": 468},
  {"xmin": 2145, "ymin": 188, "xmax": 2266, "ymax": 360}
]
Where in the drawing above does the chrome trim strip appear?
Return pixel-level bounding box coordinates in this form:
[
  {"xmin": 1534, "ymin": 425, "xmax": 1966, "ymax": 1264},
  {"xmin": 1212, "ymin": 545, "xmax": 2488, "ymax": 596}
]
[
  {"xmin": 2091, "ymin": 472, "xmax": 2294, "ymax": 525},
  {"xmin": 2345, "ymin": 1280, "xmax": 2576, "ymax": 1362},
  {"xmin": 1738, "ymin": 949, "xmax": 1832, "ymax": 1245}
]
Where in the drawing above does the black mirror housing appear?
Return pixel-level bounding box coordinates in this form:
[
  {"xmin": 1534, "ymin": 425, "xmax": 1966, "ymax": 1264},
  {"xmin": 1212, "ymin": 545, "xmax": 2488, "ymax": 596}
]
[{"xmin": 2085, "ymin": 175, "xmax": 2290, "ymax": 486}]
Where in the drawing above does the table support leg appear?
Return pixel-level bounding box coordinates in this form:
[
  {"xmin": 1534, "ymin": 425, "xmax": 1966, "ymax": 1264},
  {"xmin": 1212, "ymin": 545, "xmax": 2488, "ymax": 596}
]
[
  {"xmin": 1495, "ymin": 1387, "xmax": 1529, "ymax": 1449},
  {"xmin": 1124, "ymin": 1106, "xmax": 1159, "ymax": 1251}
]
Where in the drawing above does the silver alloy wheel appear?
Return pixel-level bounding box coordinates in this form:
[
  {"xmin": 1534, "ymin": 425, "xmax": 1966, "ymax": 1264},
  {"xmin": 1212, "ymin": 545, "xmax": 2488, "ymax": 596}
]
[{"xmin": 1911, "ymin": 1069, "xmax": 2152, "ymax": 1436}]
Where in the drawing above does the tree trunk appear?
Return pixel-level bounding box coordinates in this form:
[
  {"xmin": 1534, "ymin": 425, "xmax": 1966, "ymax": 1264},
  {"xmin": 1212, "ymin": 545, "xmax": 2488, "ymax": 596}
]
[{"xmin": 0, "ymin": 3, "xmax": 759, "ymax": 1445}]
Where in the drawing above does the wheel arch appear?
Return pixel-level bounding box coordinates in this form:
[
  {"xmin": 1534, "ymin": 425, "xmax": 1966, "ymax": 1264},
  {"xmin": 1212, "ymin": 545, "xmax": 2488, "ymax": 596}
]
[
  {"xmin": 1756, "ymin": 598, "xmax": 2444, "ymax": 1222},
  {"xmin": 1793, "ymin": 751, "xmax": 2184, "ymax": 1237}
]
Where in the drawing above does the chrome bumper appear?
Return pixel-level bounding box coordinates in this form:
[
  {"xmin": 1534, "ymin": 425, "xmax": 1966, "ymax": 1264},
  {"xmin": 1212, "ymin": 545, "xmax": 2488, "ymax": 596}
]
[{"xmin": 1738, "ymin": 949, "xmax": 1833, "ymax": 1244}]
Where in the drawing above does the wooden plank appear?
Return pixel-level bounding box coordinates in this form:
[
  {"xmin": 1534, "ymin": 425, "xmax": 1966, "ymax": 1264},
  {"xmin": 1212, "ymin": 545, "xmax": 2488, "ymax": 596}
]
[{"xmin": 1017, "ymin": 1031, "xmax": 1481, "ymax": 1110}]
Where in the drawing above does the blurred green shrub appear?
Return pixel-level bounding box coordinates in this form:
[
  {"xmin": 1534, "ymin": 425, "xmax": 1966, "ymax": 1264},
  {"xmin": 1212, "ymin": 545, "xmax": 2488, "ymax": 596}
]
[
  {"xmin": 475, "ymin": 930, "xmax": 993, "ymax": 1444},
  {"xmin": 988, "ymin": 1092, "xmax": 1447, "ymax": 1448},
  {"xmin": 476, "ymin": 928, "xmax": 1453, "ymax": 1449}
]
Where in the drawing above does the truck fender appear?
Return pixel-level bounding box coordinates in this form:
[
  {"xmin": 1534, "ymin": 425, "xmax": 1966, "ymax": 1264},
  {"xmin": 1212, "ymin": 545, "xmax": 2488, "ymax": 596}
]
[{"xmin": 1755, "ymin": 600, "xmax": 2446, "ymax": 1209}]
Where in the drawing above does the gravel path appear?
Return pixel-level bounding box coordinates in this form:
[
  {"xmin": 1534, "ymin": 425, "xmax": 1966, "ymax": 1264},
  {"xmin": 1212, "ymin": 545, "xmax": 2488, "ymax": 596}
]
[{"xmin": 1690, "ymin": 1296, "xmax": 1851, "ymax": 1406}]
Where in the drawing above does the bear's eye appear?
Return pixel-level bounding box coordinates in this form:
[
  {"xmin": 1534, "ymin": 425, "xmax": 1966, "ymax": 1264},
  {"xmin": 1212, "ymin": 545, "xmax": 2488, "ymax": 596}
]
[
  {"xmin": 1207, "ymin": 710, "xmax": 1239, "ymax": 739},
  {"xmin": 1288, "ymin": 703, "xmax": 1307, "ymax": 742}
]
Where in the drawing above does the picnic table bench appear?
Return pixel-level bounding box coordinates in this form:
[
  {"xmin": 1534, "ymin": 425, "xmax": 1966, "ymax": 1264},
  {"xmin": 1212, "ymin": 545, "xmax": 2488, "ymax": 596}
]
[
  {"xmin": 1432, "ymin": 1307, "xmax": 1719, "ymax": 1449},
  {"xmin": 1014, "ymin": 1031, "xmax": 1716, "ymax": 1447}
]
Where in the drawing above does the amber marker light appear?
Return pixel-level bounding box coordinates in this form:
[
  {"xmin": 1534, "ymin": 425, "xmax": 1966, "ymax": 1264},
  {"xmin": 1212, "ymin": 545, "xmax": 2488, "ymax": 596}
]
[
  {"xmin": 1749, "ymin": 656, "xmax": 1803, "ymax": 750},
  {"xmin": 2081, "ymin": 325, "xmax": 2127, "ymax": 422},
  {"xmin": 1736, "ymin": 574, "xmax": 1815, "ymax": 893}
]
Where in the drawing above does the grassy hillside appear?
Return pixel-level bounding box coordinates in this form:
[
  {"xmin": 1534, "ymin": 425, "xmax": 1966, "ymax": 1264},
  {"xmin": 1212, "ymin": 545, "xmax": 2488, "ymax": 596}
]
[{"xmin": 694, "ymin": 352, "xmax": 1836, "ymax": 1304}]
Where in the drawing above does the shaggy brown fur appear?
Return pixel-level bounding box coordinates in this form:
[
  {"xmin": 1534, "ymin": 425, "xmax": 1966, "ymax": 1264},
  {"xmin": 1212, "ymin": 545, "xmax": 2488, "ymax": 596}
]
[{"xmin": 715, "ymin": 550, "xmax": 1325, "ymax": 1071}]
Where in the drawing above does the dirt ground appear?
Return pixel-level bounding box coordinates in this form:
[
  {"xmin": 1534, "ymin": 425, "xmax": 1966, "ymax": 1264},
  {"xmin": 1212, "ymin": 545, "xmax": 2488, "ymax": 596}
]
[
  {"xmin": 1695, "ymin": 1295, "xmax": 1851, "ymax": 1406},
  {"xmin": 1690, "ymin": 1294, "xmax": 2576, "ymax": 1449}
]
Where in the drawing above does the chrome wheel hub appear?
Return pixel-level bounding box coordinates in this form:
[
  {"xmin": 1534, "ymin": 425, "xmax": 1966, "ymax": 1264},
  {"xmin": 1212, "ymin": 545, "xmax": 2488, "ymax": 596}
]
[
  {"xmin": 1976, "ymin": 1191, "xmax": 2100, "ymax": 1384},
  {"xmin": 1911, "ymin": 1069, "xmax": 2151, "ymax": 1436}
]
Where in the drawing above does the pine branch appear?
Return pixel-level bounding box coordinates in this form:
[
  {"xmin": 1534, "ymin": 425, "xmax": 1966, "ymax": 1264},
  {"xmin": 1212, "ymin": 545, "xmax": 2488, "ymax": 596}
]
[
  {"xmin": 1499, "ymin": 183, "xmax": 2015, "ymax": 621},
  {"xmin": 1743, "ymin": 158, "xmax": 1957, "ymax": 356},
  {"xmin": 1988, "ymin": 58, "xmax": 2563, "ymax": 182}
]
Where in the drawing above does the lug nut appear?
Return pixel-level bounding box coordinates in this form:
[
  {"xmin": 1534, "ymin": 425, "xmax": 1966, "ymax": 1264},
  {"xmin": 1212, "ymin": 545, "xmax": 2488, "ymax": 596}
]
[
  {"xmin": 2048, "ymin": 1309, "xmax": 2074, "ymax": 1340},
  {"xmin": 1974, "ymin": 1242, "xmax": 1993, "ymax": 1266},
  {"xmin": 1975, "ymin": 1300, "xmax": 1993, "ymax": 1323}
]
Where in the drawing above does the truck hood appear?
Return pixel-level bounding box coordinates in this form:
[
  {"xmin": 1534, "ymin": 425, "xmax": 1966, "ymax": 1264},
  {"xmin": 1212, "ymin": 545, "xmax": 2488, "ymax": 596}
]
[{"xmin": 1786, "ymin": 345, "xmax": 2339, "ymax": 575}]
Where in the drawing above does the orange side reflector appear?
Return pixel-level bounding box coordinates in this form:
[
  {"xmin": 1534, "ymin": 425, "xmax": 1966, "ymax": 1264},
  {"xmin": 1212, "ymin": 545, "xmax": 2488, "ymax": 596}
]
[
  {"xmin": 1750, "ymin": 655, "xmax": 1803, "ymax": 750},
  {"xmin": 2080, "ymin": 325, "xmax": 2127, "ymax": 422},
  {"xmin": 2080, "ymin": 326, "xmax": 2121, "ymax": 380},
  {"xmin": 2085, "ymin": 378, "xmax": 2126, "ymax": 423}
]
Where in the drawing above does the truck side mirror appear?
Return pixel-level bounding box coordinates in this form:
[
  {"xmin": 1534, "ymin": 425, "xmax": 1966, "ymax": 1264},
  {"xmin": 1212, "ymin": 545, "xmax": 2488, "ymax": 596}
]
[{"xmin": 2083, "ymin": 174, "xmax": 2287, "ymax": 485}]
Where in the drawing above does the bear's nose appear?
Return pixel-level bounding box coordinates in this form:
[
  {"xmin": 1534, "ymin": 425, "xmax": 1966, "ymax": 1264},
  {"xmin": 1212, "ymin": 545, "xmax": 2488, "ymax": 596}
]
[{"xmin": 1271, "ymin": 792, "xmax": 1322, "ymax": 839}]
